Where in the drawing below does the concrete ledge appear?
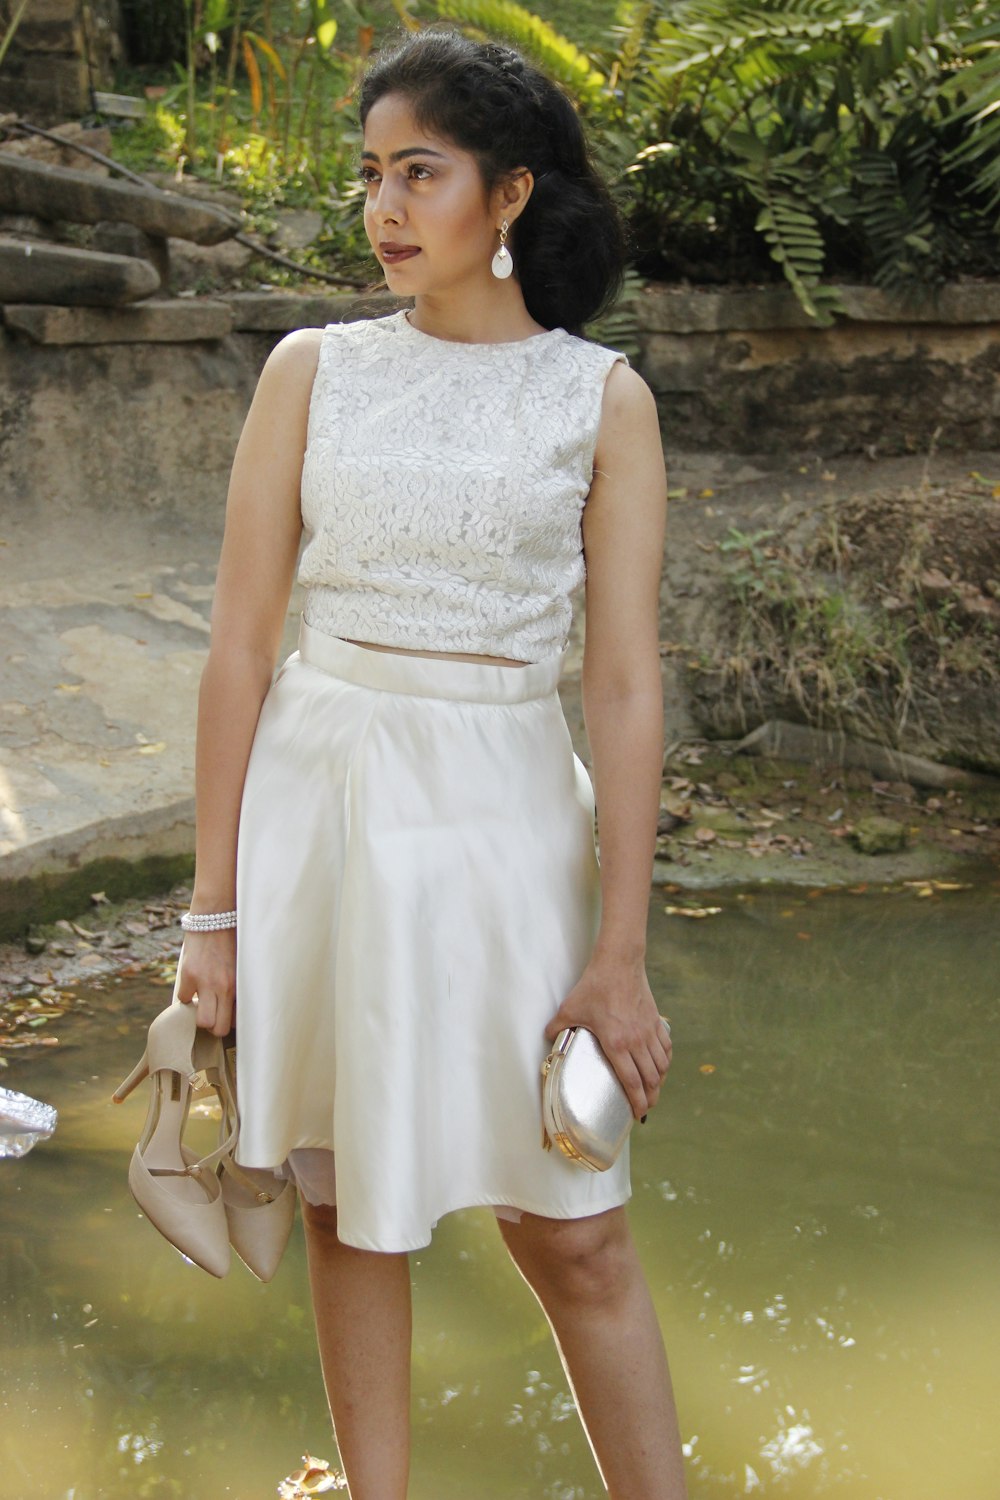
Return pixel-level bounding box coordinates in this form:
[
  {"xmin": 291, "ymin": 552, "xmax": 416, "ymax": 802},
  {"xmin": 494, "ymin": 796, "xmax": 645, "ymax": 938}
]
[
  {"xmin": 220, "ymin": 289, "xmax": 395, "ymax": 331},
  {"xmin": 640, "ymin": 282, "xmax": 1000, "ymax": 333},
  {"xmin": 637, "ymin": 280, "xmax": 1000, "ymax": 453},
  {"xmin": 2, "ymin": 298, "xmax": 234, "ymax": 343}
]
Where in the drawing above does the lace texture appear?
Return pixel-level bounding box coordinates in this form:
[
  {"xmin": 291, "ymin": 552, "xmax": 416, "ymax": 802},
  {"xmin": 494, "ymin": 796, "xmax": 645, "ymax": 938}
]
[{"xmin": 298, "ymin": 310, "xmax": 628, "ymax": 663}]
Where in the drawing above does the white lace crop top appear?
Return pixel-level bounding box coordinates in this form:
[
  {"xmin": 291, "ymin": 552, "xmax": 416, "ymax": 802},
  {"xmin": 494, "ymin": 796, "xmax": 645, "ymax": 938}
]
[{"xmin": 298, "ymin": 309, "xmax": 628, "ymax": 663}]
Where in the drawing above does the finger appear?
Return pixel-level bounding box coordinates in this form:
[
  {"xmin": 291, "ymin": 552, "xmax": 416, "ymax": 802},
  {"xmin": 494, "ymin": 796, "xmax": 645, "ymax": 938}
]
[
  {"xmin": 193, "ymin": 991, "xmax": 215, "ymax": 1030},
  {"xmin": 175, "ymin": 972, "xmax": 196, "ymax": 1004},
  {"xmin": 205, "ymin": 1000, "xmax": 232, "ymax": 1038},
  {"xmin": 634, "ymin": 1049, "xmax": 663, "ymax": 1109},
  {"xmin": 610, "ymin": 1051, "xmax": 649, "ymax": 1120},
  {"xmin": 213, "ymin": 996, "xmax": 236, "ymax": 1037},
  {"xmin": 649, "ymin": 1035, "xmax": 671, "ymax": 1077}
]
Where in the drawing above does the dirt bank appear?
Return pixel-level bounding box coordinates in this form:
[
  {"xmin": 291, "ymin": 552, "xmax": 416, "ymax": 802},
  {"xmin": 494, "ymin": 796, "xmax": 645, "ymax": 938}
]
[{"xmin": 663, "ymin": 449, "xmax": 1000, "ymax": 774}]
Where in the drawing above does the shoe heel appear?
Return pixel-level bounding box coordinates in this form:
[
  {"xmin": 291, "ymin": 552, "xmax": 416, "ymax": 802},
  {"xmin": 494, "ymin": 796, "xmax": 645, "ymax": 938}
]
[{"xmin": 112, "ymin": 1048, "xmax": 150, "ymax": 1103}]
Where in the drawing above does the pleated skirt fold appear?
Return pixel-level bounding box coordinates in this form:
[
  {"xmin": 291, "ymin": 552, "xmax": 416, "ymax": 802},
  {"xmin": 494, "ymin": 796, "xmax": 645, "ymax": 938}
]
[{"xmin": 233, "ymin": 621, "xmax": 631, "ymax": 1252}]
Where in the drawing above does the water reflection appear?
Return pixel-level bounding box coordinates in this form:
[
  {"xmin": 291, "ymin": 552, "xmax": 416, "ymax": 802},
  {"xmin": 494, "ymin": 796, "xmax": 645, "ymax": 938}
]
[{"xmin": 1, "ymin": 877, "xmax": 998, "ymax": 1499}]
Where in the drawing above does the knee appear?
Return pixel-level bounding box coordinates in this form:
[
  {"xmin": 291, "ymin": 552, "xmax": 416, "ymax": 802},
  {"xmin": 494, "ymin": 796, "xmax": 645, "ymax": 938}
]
[{"xmin": 511, "ymin": 1213, "xmax": 635, "ymax": 1310}]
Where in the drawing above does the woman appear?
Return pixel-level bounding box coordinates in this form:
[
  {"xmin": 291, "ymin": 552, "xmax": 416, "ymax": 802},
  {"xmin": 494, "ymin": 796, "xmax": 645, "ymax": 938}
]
[{"xmin": 176, "ymin": 27, "xmax": 686, "ymax": 1500}]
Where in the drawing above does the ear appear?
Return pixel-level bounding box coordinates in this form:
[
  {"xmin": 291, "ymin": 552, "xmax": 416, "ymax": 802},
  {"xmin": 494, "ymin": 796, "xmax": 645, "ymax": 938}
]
[{"xmin": 492, "ymin": 167, "xmax": 534, "ymax": 229}]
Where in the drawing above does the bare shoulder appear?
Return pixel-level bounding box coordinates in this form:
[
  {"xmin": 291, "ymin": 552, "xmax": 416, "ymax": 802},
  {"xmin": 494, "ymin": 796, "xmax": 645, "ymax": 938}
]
[
  {"xmin": 595, "ymin": 360, "xmax": 659, "ymax": 456},
  {"xmin": 240, "ymin": 326, "xmax": 325, "ymax": 436},
  {"xmin": 260, "ymin": 324, "xmax": 325, "ymax": 385}
]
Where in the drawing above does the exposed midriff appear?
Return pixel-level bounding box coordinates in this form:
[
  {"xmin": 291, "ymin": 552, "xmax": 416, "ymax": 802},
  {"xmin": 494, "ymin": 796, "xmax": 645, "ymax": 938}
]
[{"xmin": 339, "ymin": 637, "xmax": 528, "ymax": 669}]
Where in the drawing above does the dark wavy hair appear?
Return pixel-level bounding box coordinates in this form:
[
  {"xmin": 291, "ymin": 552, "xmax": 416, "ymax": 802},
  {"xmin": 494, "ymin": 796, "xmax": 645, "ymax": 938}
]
[{"xmin": 358, "ymin": 28, "xmax": 626, "ymax": 335}]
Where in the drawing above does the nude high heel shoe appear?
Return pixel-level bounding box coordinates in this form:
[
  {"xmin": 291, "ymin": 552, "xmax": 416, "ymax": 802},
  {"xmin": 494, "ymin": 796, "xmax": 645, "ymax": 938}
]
[
  {"xmin": 216, "ymin": 1042, "xmax": 297, "ymax": 1282},
  {"xmin": 112, "ymin": 1001, "xmax": 237, "ymax": 1279}
]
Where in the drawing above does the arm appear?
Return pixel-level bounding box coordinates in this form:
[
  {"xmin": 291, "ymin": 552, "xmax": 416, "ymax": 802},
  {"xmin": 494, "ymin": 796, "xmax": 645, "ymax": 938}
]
[
  {"xmin": 176, "ymin": 327, "xmax": 323, "ymax": 1036},
  {"xmin": 543, "ymin": 361, "xmax": 671, "ymax": 1118}
]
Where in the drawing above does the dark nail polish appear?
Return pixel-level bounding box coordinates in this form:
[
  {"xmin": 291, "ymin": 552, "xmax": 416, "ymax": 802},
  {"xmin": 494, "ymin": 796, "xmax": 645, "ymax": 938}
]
[{"xmin": 640, "ymin": 1113, "xmax": 648, "ymax": 1124}]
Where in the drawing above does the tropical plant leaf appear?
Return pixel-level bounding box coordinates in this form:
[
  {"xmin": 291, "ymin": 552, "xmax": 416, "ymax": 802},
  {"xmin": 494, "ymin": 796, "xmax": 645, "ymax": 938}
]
[{"xmin": 434, "ymin": 0, "xmax": 606, "ymax": 99}]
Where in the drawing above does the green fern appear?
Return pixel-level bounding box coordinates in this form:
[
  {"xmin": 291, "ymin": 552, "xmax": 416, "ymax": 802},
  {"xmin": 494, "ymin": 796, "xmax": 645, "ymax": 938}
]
[
  {"xmin": 581, "ymin": 0, "xmax": 1000, "ymax": 315},
  {"xmin": 939, "ymin": 16, "xmax": 1000, "ymax": 214},
  {"xmin": 433, "ymin": 0, "xmax": 606, "ymax": 100}
]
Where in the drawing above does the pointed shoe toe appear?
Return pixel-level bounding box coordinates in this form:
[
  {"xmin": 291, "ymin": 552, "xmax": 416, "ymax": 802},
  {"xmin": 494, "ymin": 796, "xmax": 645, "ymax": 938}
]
[
  {"xmin": 128, "ymin": 1142, "xmax": 232, "ymax": 1279},
  {"xmin": 220, "ymin": 1162, "xmax": 297, "ymax": 1282},
  {"xmin": 115, "ymin": 1000, "xmax": 239, "ymax": 1278}
]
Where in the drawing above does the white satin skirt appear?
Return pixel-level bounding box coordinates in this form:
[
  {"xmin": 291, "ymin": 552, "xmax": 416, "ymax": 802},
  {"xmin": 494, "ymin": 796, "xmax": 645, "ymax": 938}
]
[{"xmin": 233, "ymin": 620, "xmax": 631, "ymax": 1252}]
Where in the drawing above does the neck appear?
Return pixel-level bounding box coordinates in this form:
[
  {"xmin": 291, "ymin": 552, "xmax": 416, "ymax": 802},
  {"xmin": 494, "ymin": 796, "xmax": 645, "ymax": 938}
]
[{"xmin": 407, "ymin": 282, "xmax": 547, "ymax": 344}]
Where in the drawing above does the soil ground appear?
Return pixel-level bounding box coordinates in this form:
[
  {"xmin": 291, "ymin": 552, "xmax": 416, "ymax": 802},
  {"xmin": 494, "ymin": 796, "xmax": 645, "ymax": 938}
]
[{"xmin": 662, "ymin": 449, "xmax": 1000, "ymax": 769}]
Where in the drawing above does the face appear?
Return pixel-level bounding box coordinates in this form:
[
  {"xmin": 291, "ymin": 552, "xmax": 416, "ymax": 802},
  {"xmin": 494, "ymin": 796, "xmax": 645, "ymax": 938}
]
[{"xmin": 360, "ymin": 93, "xmax": 507, "ymax": 297}]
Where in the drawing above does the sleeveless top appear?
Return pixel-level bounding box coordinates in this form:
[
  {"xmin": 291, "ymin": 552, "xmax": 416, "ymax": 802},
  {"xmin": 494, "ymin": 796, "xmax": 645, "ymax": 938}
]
[{"xmin": 297, "ymin": 309, "xmax": 628, "ymax": 664}]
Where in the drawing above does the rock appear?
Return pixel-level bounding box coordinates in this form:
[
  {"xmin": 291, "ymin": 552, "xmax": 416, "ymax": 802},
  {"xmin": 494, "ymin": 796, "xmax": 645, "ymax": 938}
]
[
  {"xmin": 89, "ymin": 222, "xmax": 169, "ymax": 283},
  {"xmin": 0, "ymin": 156, "xmax": 239, "ymax": 245},
  {"xmin": 955, "ymin": 589, "xmax": 1000, "ymax": 623},
  {"xmin": 0, "ymin": 123, "xmax": 113, "ymax": 173},
  {"xmin": 850, "ymin": 816, "xmax": 908, "ymax": 854},
  {"xmin": 734, "ymin": 720, "xmax": 998, "ymax": 790},
  {"xmin": 0, "ymin": 211, "xmax": 52, "ymax": 239},
  {"xmin": 142, "ymin": 171, "xmax": 244, "ymax": 215},
  {"xmin": 2, "ymin": 297, "xmax": 233, "ymax": 344},
  {"xmin": 0, "ymin": 236, "xmax": 159, "ymax": 305},
  {"xmin": 266, "ymin": 208, "xmax": 324, "ymax": 252},
  {"xmin": 166, "ymin": 235, "xmax": 254, "ymax": 292},
  {"xmin": 918, "ymin": 567, "xmax": 952, "ymax": 600},
  {"xmin": 25, "ymin": 929, "xmax": 47, "ymax": 955},
  {"xmin": 690, "ymin": 806, "xmax": 749, "ymax": 836},
  {"xmin": 0, "ymin": 55, "xmax": 91, "ymax": 123}
]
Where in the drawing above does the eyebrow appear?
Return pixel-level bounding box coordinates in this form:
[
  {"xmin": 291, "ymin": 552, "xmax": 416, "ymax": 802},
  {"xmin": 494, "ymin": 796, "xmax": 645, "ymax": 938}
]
[{"xmin": 360, "ymin": 147, "xmax": 448, "ymax": 164}]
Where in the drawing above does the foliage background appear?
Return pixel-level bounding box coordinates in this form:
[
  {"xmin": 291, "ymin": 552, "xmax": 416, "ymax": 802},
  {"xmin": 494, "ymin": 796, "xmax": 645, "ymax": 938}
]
[{"xmin": 101, "ymin": 0, "xmax": 1000, "ymax": 321}]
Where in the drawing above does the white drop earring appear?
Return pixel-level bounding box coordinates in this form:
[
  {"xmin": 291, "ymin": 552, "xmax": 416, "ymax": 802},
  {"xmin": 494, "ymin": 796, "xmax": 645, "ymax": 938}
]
[{"xmin": 491, "ymin": 219, "xmax": 513, "ymax": 279}]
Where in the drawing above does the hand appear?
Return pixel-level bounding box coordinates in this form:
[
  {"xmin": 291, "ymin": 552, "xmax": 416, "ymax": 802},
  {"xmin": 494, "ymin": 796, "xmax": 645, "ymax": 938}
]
[
  {"xmin": 175, "ymin": 931, "xmax": 237, "ymax": 1037},
  {"xmin": 544, "ymin": 953, "xmax": 672, "ymax": 1120}
]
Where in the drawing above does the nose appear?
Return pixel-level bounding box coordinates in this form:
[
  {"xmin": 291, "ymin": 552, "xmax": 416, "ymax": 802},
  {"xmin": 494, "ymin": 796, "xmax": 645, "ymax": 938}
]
[{"xmin": 368, "ymin": 177, "xmax": 405, "ymax": 227}]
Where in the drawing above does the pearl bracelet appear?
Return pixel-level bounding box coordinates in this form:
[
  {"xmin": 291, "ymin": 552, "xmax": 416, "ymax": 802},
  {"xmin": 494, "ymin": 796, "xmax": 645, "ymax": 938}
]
[{"xmin": 180, "ymin": 909, "xmax": 237, "ymax": 933}]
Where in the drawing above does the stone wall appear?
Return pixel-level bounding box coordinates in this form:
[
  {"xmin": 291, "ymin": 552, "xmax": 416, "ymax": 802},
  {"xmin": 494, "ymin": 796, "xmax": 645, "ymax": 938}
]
[
  {"xmin": 639, "ymin": 283, "xmax": 1000, "ymax": 455},
  {"xmin": 0, "ymin": 0, "xmax": 122, "ymax": 124},
  {"xmin": 0, "ymin": 284, "xmax": 998, "ymax": 519}
]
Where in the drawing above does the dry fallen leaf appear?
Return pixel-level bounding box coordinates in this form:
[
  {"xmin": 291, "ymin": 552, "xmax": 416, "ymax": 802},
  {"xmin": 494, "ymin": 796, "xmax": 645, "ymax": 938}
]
[
  {"xmin": 277, "ymin": 1453, "xmax": 347, "ymax": 1496},
  {"xmin": 664, "ymin": 905, "xmax": 722, "ymax": 919}
]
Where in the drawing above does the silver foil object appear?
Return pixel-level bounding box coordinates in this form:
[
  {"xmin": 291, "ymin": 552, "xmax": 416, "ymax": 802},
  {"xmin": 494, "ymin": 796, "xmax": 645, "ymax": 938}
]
[{"xmin": 540, "ymin": 1026, "xmax": 634, "ymax": 1172}]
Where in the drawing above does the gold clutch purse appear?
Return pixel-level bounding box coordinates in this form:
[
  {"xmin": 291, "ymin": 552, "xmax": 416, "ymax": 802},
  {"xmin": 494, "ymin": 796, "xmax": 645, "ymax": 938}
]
[{"xmin": 540, "ymin": 1025, "xmax": 635, "ymax": 1172}]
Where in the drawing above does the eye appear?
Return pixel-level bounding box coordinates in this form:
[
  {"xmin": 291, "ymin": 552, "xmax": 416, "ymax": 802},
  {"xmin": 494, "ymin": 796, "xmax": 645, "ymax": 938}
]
[
  {"xmin": 407, "ymin": 162, "xmax": 433, "ymax": 180},
  {"xmin": 358, "ymin": 165, "xmax": 379, "ymax": 184}
]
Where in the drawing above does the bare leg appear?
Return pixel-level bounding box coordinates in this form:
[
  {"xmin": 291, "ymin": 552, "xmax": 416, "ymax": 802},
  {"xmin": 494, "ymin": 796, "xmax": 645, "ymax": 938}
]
[
  {"xmin": 301, "ymin": 1199, "xmax": 412, "ymax": 1500},
  {"xmin": 498, "ymin": 1206, "xmax": 687, "ymax": 1500}
]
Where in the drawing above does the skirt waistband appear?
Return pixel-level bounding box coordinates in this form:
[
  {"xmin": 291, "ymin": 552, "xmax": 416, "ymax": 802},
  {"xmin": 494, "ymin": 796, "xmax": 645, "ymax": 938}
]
[{"xmin": 297, "ymin": 621, "xmax": 565, "ymax": 704}]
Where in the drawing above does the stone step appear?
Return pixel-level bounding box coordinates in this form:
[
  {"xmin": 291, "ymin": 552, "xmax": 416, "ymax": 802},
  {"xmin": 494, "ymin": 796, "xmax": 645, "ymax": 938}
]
[
  {"xmin": 2, "ymin": 297, "xmax": 234, "ymax": 344},
  {"xmin": 0, "ymin": 155, "xmax": 239, "ymax": 244},
  {"xmin": 221, "ymin": 289, "xmax": 390, "ymax": 331},
  {"xmin": 0, "ymin": 236, "xmax": 160, "ymax": 306}
]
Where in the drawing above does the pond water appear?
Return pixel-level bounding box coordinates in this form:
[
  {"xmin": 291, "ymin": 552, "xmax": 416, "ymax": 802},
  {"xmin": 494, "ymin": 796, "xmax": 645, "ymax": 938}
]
[{"xmin": 2, "ymin": 875, "xmax": 998, "ymax": 1500}]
